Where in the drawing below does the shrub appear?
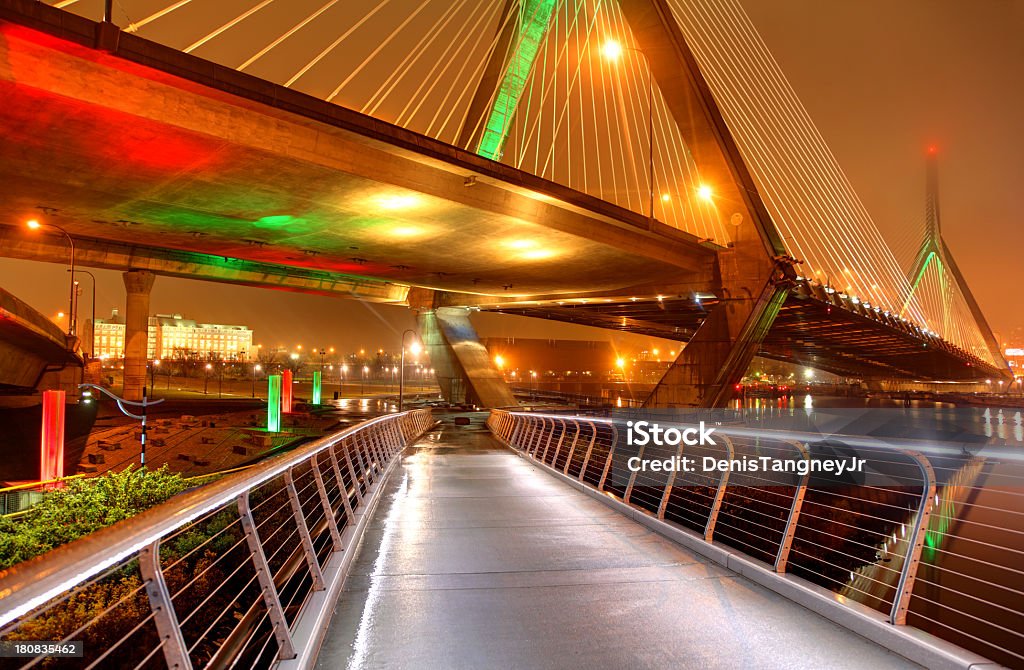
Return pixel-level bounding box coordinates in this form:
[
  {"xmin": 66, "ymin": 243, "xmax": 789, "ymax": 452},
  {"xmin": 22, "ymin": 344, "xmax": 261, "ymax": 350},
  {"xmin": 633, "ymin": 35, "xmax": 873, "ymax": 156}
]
[{"xmin": 0, "ymin": 466, "xmax": 187, "ymax": 570}]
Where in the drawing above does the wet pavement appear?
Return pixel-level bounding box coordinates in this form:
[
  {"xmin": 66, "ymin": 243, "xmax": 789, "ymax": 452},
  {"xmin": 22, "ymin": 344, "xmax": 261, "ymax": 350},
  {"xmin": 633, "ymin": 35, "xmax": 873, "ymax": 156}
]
[{"xmin": 315, "ymin": 417, "xmax": 919, "ymax": 670}]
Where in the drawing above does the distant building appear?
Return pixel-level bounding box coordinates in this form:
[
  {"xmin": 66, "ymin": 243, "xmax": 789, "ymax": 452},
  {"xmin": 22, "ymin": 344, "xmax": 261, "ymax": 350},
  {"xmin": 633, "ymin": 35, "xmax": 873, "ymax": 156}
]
[{"xmin": 88, "ymin": 310, "xmax": 253, "ymax": 360}]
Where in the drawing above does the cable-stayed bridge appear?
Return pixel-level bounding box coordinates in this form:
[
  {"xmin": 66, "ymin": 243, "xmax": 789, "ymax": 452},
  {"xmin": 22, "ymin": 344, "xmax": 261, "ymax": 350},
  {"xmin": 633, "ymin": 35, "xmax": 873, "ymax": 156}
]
[{"xmin": 0, "ymin": 0, "xmax": 1010, "ymax": 407}]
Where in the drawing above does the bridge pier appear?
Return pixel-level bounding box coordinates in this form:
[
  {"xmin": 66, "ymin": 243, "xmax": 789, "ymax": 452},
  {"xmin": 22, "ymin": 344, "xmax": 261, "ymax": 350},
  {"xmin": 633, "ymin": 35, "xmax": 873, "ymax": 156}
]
[
  {"xmin": 411, "ymin": 290, "xmax": 516, "ymax": 408},
  {"xmin": 122, "ymin": 270, "xmax": 154, "ymax": 402},
  {"xmin": 646, "ymin": 213, "xmax": 789, "ymax": 408}
]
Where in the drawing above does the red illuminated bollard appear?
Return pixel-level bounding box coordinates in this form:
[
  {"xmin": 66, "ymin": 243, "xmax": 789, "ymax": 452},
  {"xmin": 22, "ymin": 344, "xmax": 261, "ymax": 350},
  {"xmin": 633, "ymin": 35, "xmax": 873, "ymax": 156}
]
[
  {"xmin": 40, "ymin": 389, "xmax": 65, "ymax": 483},
  {"xmin": 282, "ymin": 369, "xmax": 293, "ymax": 413}
]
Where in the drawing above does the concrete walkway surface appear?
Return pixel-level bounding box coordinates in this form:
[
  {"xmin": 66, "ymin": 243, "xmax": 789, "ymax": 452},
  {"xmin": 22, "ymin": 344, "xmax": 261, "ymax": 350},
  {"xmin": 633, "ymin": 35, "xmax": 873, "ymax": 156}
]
[{"xmin": 315, "ymin": 419, "xmax": 919, "ymax": 670}]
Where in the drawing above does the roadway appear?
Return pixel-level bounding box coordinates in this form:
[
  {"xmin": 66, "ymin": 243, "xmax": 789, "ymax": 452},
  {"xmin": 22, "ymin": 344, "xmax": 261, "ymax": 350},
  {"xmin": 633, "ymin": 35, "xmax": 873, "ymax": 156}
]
[{"xmin": 314, "ymin": 419, "xmax": 919, "ymax": 669}]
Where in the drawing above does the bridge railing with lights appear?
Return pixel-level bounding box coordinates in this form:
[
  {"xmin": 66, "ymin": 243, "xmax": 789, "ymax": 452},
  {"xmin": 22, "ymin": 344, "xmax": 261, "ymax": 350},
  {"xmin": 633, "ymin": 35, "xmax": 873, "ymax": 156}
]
[
  {"xmin": 0, "ymin": 409, "xmax": 434, "ymax": 670},
  {"xmin": 488, "ymin": 410, "xmax": 1024, "ymax": 668}
]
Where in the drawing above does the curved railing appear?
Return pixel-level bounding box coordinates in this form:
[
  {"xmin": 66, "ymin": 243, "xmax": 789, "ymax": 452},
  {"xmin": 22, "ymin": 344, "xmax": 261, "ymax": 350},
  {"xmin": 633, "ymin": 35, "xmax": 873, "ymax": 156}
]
[
  {"xmin": 0, "ymin": 409, "xmax": 434, "ymax": 670},
  {"xmin": 488, "ymin": 410, "xmax": 1023, "ymax": 668}
]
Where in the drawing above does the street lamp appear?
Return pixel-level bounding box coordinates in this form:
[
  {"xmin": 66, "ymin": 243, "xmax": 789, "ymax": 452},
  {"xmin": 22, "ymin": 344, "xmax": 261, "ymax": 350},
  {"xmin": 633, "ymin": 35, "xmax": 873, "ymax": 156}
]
[
  {"xmin": 361, "ymin": 365, "xmax": 369, "ymax": 396},
  {"xmin": 27, "ymin": 218, "xmax": 77, "ymax": 337},
  {"xmin": 150, "ymin": 359, "xmax": 160, "ymax": 394},
  {"xmin": 68, "ymin": 268, "xmax": 96, "ymax": 357},
  {"xmin": 399, "ymin": 329, "xmax": 422, "ymax": 411},
  {"xmin": 341, "ymin": 364, "xmax": 348, "ymax": 396},
  {"xmin": 602, "ymin": 39, "xmax": 654, "ymax": 229},
  {"xmin": 252, "ymin": 363, "xmax": 261, "ymax": 398},
  {"xmin": 204, "ymin": 362, "xmax": 212, "ymax": 395},
  {"xmin": 79, "ymin": 383, "xmax": 163, "ymax": 467}
]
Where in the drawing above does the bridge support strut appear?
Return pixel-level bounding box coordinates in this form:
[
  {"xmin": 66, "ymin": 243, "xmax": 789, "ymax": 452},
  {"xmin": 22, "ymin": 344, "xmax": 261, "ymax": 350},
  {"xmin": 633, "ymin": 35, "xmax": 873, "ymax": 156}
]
[{"xmin": 411, "ymin": 289, "xmax": 516, "ymax": 408}]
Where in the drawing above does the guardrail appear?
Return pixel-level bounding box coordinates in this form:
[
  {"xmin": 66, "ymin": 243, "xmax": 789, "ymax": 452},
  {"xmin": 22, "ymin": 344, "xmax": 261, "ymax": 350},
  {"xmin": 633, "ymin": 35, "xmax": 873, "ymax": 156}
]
[
  {"xmin": 488, "ymin": 410, "xmax": 1023, "ymax": 668},
  {"xmin": 0, "ymin": 475, "xmax": 87, "ymax": 516},
  {"xmin": 0, "ymin": 409, "xmax": 434, "ymax": 670}
]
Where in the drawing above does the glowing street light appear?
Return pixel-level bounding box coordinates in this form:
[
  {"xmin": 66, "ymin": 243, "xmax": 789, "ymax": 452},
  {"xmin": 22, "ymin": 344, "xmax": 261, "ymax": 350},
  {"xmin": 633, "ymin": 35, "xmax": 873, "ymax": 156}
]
[
  {"xmin": 697, "ymin": 184, "xmax": 714, "ymax": 202},
  {"xmin": 27, "ymin": 218, "xmax": 76, "ymax": 337},
  {"xmin": 399, "ymin": 329, "xmax": 422, "ymax": 410}
]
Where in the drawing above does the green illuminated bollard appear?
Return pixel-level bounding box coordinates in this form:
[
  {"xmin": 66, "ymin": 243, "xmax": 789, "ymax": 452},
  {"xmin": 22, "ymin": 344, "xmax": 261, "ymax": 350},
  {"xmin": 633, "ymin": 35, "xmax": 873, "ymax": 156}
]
[
  {"xmin": 267, "ymin": 375, "xmax": 282, "ymax": 432},
  {"xmin": 312, "ymin": 370, "xmax": 322, "ymax": 405}
]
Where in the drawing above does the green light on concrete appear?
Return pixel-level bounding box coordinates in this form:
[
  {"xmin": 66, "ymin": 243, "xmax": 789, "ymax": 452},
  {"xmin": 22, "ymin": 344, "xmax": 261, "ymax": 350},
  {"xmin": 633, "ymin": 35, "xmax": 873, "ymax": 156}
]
[
  {"xmin": 267, "ymin": 374, "xmax": 282, "ymax": 432},
  {"xmin": 312, "ymin": 370, "xmax": 322, "ymax": 405},
  {"xmin": 476, "ymin": 0, "xmax": 557, "ymax": 160},
  {"xmin": 254, "ymin": 215, "xmax": 296, "ymax": 228}
]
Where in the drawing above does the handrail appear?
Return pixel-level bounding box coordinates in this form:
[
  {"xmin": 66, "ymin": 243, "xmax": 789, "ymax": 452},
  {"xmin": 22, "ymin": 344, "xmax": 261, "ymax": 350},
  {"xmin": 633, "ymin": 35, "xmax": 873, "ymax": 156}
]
[
  {"xmin": 488, "ymin": 409, "xmax": 1020, "ymax": 668},
  {"xmin": 0, "ymin": 409, "xmax": 434, "ymax": 665},
  {"xmin": 0, "ymin": 474, "xmax": 86, "ymax": 494}
]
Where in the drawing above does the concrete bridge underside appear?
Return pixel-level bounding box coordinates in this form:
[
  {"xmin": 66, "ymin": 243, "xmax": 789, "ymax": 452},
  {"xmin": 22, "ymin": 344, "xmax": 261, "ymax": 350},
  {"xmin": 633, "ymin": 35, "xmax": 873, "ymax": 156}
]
[{"xmin": 0, "ymin": 1, "xmax": 1008, "ymax": 407}]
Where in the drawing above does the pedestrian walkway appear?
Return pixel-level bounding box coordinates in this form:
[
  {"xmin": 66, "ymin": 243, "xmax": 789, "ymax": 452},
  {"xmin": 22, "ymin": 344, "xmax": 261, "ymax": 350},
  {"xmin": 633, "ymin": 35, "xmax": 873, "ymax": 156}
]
[{"xmin": 316, "ymin": 419, "xmax": 919, "ymax": 669}]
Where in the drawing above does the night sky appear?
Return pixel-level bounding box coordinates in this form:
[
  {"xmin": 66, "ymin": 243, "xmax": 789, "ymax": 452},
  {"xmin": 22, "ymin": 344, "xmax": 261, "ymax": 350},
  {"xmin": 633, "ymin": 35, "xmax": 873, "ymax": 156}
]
[{"xmin": 1, "ymin": 0, "xmax": 1020, "ymax": 351}]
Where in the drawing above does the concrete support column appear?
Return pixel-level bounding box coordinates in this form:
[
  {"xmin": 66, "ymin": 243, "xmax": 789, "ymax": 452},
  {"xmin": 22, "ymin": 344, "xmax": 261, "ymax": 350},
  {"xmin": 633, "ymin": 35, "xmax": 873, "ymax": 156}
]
[{"xmin": 122, "ymin": 270, "xmax": 155, "ymax": 401}]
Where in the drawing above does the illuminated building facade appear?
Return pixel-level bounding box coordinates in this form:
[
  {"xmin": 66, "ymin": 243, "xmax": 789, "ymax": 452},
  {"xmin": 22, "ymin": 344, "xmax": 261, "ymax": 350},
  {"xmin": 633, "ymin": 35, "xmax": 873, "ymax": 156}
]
[{"xmin": 88, "ymin": 310, "xmax": 253, "ymax": 360}]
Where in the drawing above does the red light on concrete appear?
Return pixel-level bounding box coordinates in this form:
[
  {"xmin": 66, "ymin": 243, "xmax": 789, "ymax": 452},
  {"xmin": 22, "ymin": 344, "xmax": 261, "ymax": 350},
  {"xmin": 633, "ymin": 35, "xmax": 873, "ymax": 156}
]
[
  {"xmin": 40, "ymin": 390, "xmax": 65, "ymax": 482},
  {"xmin": 282, "ymin": 369, "xmax": 293, "ymax": 413}
]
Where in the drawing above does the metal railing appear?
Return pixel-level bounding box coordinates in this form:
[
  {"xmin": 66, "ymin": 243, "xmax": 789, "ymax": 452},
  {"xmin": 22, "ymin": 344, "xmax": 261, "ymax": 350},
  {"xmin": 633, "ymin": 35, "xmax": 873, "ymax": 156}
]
[
  {"xmin": 0, "ymin": 409, "xmax": 434, "ymax": 669},
  {"xmin": 488, "ymin": 410, "xmax": 1024, "ymax": 668}
]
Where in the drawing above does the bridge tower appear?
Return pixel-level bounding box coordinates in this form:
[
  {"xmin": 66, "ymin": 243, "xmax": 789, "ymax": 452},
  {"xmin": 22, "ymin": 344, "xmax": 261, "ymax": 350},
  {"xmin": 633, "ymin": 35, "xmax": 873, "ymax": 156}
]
[{"xmin": 902, "ymin": 149, "xmax": 1005, "ymax": 371}]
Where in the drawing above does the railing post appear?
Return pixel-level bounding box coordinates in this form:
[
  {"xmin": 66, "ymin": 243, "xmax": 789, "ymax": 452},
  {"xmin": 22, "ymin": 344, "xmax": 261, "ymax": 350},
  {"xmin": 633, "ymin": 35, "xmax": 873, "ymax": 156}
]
[
  {"xmin": 774, "ymin": 440, "xmax": 810, "ymax": 573},
  {"xmin": 284, "ymin": 468, "xmax": 326, "ymax": 591},
  {"xmin": 548, "ymin": 419, "xmax": 568, "ymax": 465},
  {"xmin": 237, "ymin": 491, "xmax": 297, "ymax": 660},
  {"xmin": 540, "ymin": 419, "xmax": 557, "ymax": 462},
  {"xmin": 599, "ymin": 422, "xmax": 619, "ymax": 492},
  {"xmin": 139, "ymin": 540, "xmax": 192, "ymax": 670},
  {"xmin": 704, "ymin": 435, "xmax": 733, "ymax": 542},
  {"xmin": 311, "ymin": 454, "xmax": 344, "ymax": 551},
  {"xmin": 563, "ymin": 421, "xmax": 581, "ymax": 475},
  {"xmin": 366, "ymin": 430, "xmax": 386, "ymax": 470},
  {"xmin": 327, "ymin": 445, "xmax": 355, "ymax": 520},
  {"xmin": 527, "ymin": 418, "xmax": 543, "ymax": 456},
  {"xmin": 354, "ymin": 433, "xmax": 374, "ymax": 484},
  {"xmin": 623, "ymin": 442, "xmax": 643, "ymax": 503},
  {"xmin": 533, "ymin": 418, "xmax": 551, "ymax": 457},
  {"xmin": 341, "ymin": 437, "xmax": 364, "ymax": 505},
  {"xmin": 890, "ymin": 450, "xmax": 937, "ymax": 625},
  {"xmin": 508, "ymin": 414, "xmax": 523, "ymax": 447},
  {"xmin": 578, "ymin": 421, "xmax": 598, "ymax": 481},
  {"xmin": 658, "ymin": 440, "xmax": 685, "ymax": 519}
]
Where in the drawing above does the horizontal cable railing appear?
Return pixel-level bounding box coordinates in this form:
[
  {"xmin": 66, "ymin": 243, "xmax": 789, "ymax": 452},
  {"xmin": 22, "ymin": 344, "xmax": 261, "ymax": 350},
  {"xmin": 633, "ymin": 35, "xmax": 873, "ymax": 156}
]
[
  {"xmin": 0, "ymin": 409, "xmax": 434, "ymax": 670},
  {"xmin": 488, "ymin": 410, "xmax": 1023, "ymax": 668}
]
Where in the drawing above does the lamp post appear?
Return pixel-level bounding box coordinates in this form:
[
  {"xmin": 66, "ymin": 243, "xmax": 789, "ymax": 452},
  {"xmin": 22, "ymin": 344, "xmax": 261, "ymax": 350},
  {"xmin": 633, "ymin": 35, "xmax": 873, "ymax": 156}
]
[
  {"xmin": 399, "ymin": 329, "xmax": 421, "ymax": 411},
  {"xmin": 27, "ymin": 219, "xmax": 77, "ymax": 337},
  {"xmin": 252, "ymin": 363, "xmax": 261, "ymax": 398},
  {"xmin": 602, "ymin": 40, "xmax": 654, "ymax": 229},
  {"xmin": 79, "ymin": 383, "xmax": 164, "ymax": 467},
  {"xmin": 341, "ymin": 364, "xmax": 348, "ymax": 397},
  {"xmin": 361, "ymin": 365, "xmax": 369, "ymax": 396},
  {"xmin": 68, "ymin": 268, "xmax": 96, "ymax": 357},
  {"xmin": 150, "ymin": 359, "xmax": 160, "ymax": 394},
  {"xmin": 204, "ymin": 362, "xmax": 212, "ymax": 395}
]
